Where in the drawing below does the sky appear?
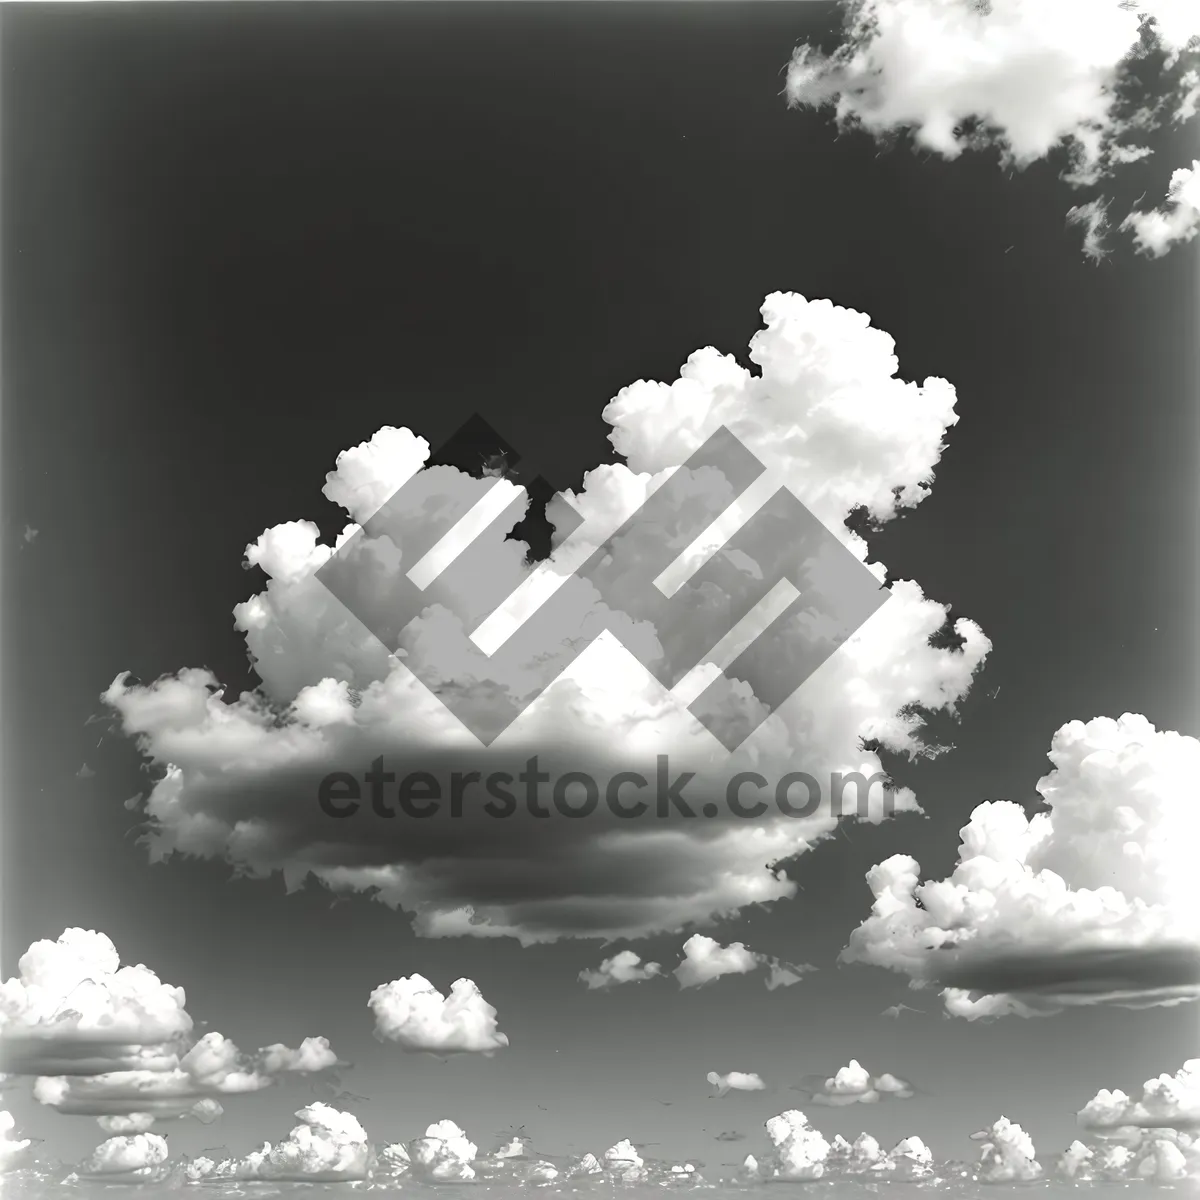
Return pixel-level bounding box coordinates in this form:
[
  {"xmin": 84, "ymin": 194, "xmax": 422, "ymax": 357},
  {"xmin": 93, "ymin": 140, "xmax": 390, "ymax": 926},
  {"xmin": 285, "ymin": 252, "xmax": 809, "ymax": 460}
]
[{"xmin": 1, "ymin": 0, "xmax": 1199, "ymax": 1185}]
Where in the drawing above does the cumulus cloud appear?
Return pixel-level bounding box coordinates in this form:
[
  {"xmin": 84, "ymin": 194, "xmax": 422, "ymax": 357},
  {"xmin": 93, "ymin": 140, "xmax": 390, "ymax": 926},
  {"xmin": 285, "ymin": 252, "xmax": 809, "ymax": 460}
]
[
  {"xmin": 1079, "ymin": 1058, "xmax": 1200, "ymax": 1132},
  {"xmin": 0, "ymin": 1111, "xmax": 33, "ymax": 1173},
  {"xmin": 674, "ymin": 934, "xmax": 813, "ymax": 990},
  {"xmin": 79, "ymin": 1132, "xmax": 170, "ymax": 1179},
  {"xmin": 369, "ymin": 975, "xmax": 508, "ymax": 1055},
  {"xmin": 103, "ymin": 293, "xmax": 987, "ymax": 946},
  {"xmin": 758, "ymin": 1110, "xmax": 832, "ymax": 1180},
  {"xmin": 186, "ymin": 1103, "xmax": 369, "ymax": 1183},
  {"xmin": 972, "ymin": 1118, "xmax": 1041, "ymax": 1183},
  {"xmin": 0, "ymin": 928, "xmax": 191, "ymax": 1061},
  {"xmin": 579, "ymin": 951, "xmax": 662, "ymax": 989},
  {"xmin": 842, "ymin": 714, "xmax": 1200, "ymax": 1017},
  {"xmin": 708, "ymin": 1071, "xmax": 766, "ymax": 1096},
  {"xmin": 786, "ymin": 0, "xmax": 1200, "ymax": 258},
  {"xmin": 401, "ymin": 1119, "xmax": 478, "ymax": 1182},
  {"xmin": 0, "ymin": 929, "xmax": 339, "ymax": 1130},
  {"xmin": 603, "ymin": 1139, "xmax": 649, "ymax": 1182},
  {"xmin": 797, "ymin": 1058, "xmax": 914, "ymax": 1105}
]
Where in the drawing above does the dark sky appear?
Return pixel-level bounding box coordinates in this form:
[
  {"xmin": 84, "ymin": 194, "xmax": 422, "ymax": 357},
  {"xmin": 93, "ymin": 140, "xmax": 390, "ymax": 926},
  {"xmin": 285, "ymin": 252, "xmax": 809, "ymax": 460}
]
[{"xmin": 2, "ymin": 0, "xmax": 1197, "ymax": 1170}]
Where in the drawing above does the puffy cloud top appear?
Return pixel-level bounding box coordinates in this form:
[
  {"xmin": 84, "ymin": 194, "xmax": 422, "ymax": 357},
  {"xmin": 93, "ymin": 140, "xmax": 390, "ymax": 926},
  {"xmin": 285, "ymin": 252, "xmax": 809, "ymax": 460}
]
[
  {"xmin": 80, "ymin": 1132, "xmax": 169, "ymax": 1177},
  {"xmin": 0, "ymin": 929, "xmax": 190, "ymax": 1048},
  {"xmin": 800, "ymin": 1058, "xmax": 914, "ymax": 1105},
  {"xmin": 974, "ymin": 1117, "xmax": 1042, "ymax": 1183},
  {"xmin": 843, "ymin": 714, "xmax": 1200, "ymax": 1016},
  {"xmin": 103, "ymin": 293, "xmax": 986, "ymax": 946},
  {"xmin": 1079, "ymin": 1058, "xmax": 1200, "ymax": 1131},
  {"xmin": 708, "ymin": 1071, "xmax": 766, "ymax": 1096},
  {"xmin": 674, "ymin": 934, "xmax": 812, "ymax": 990},
  {"xmin": 186, "ymin": 1103, "xmax": 369, "ymax": 1182},
  {"xmin": 409, "ymin": 1119, "xmax": 478, "ymax": 1182},
  {"xmin": 369, "ymin": 975, "xmax": 508, "ymax": 1055},
  {"xmin": 579, "ymin": 951, "xmax": 661, "ymax": 990}
]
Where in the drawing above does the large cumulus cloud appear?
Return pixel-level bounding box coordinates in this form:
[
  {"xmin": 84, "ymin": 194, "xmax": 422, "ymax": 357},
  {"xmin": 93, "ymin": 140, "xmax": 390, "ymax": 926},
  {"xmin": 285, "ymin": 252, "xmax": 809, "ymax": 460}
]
[
  {"xmin": 786, "ymin": 0, "xmax": 1200, "ymax": 259},
  {"xmin": 103, "ymin": 293, "xmax": 987, "ymax": 945},
  {"xmin": 1079, "ymin": 1059, "xmax": 1200, "ymax": 1132},
  {"xmin": 841, "ymin": 714, "xmax": 1200, "ymax": 1016},
  {"xmin": 0, "ymin": 929, "xmax": 339, "ymax": 1131},
  {"xmin": 186, "ymin": 1103, "xmax": 370, "ymax": 1183}
]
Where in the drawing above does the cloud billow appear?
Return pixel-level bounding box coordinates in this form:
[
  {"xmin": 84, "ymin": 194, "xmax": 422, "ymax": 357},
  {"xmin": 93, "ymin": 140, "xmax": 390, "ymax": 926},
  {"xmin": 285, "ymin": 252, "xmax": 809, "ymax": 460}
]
[{"xmin": 103, "ymin": 292, "xmax": 988, "ymax": 945}]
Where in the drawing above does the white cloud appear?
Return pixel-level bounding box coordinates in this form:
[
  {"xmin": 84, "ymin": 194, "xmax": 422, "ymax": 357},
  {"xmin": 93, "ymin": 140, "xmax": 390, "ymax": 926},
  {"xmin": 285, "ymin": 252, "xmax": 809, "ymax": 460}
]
[
  {"xmin": 0, "ymin": 928, "xmax": 190, "ymax": 1053},
  {"xmin": 80, "ymin": 1132, "xmax": 169, "ymax": 1178},
  {"xmin": 842, "ymin": 714, "xmax": 1200, "ymax": 1016},
  {"xmin": 0, "ymin": 1111, "xmax": 33, "ymax": 1173},
  {"xmin": 884, "ymin": 1135, "xmax": 934, "ymax": 1178},
  {"xmin": 408, "ymin": 1119, "xmax": 478, "ymax": 1182},
  {"xmin": 802, "ymin": 1058, "xmax": 914, "ymax": 1105},
  {"xmin": 368, "ymin": 975, "xmax": 508, "ymax": 1055},
  {"xmin": 707, "ymin": 1071, "xmax": 766, "ymax": 1096},
  {"xmin": 759, "ymin": 1110, "xmax": 831, "ymax": 1180},
  {"xmin": 1079, "ymin": 1059, "xmax": 1200, "ymax": 1131},
  {"xmin": 1, "ymin": 931, "xmax": 337, "ymax": 1131},
  {"xmin": 603, "ymin": 1138, "xmax": 649, "ymax": 1182},
  {"xmin": 1122, "ymin": 161, "xmax": 1200, "ymax": 255},
  {"xmin": 1066, "ymin": 199, "xmax": 1112, "ymax": 262},
  {"xmin": 674, "ymin": 934, "xmax": 813, "ymax": 990},
  {"xmin": 186, "ymin": 1103, "xmax": 369, "ymax": 1183},
  {"xmin": 103, "ymin": 293, "xmax": 987, "ymax": 946},
  {"xmin": 579, "ymin": 951, "xmax": 662, "ymax": 989},
  {"xmin": 786, "ymin": 0, "xmax": 1200, "ymax": 258},
  {"xmin": 973, "ymin": 1118, "xmax": 1042, "ymax": 1183}
]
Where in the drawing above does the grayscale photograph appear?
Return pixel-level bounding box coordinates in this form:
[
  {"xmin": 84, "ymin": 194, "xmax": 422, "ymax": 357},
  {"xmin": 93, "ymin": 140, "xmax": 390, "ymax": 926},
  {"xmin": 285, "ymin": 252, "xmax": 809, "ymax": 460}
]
[{"xmin": 1, "ymin": 0, "xmax": 1197, "ymax": 1196}]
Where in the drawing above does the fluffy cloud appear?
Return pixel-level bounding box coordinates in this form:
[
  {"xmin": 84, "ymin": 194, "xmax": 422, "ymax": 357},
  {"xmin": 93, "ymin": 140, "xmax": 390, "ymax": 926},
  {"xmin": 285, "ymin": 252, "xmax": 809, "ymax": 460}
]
[
  {"xmin": 973, "ymin": 1118, "xmax": 1041, "ymax": 1183},
  {"xmin": 1079, "ymin": 1059, "xmax": 1200, "ymax": 1132},
  {"xmin": 79, "ymin": 1132, "xmax": 170, "ymax": 1178},
  {"xmin": 369, "ymin": 975, "xmax": 508, "ymax": 1055},
  {"xmin": 842, "ymin": 714, "xmax": 1200, "ymax": 1017},
  {"xmin": 786, "ymin": 0, "xmax": 1200, "ymax": 258},
  {"xmin": 104, "ymin": 293, "xmax": 987, "ymax": 945},
  {"xmin": 603, "ymin": 1139, "xmax": 649, "ymax": 1182},
  {"xmin": 0, "ymin": 928, "xmax": 191, "ymax": 1063},
  {"xmin": 798, "ymin": 1058, "xmax": 914, "ymax": 1105},
  {"xmin": 1122, "ymin": 161, "xmax": 1200, "ymax": 256},
  {"xmin": 674, "ymin": 934, "xmax": 813, "ymax": 990},
  {"xmin": 1053, "ymin": 1134, "xmax": 1197, "ymax": 1185},
  {"xmin": 708, "ymin": 1071, "xmax": 766, "ymax": 1096},
  {"xmin": 0, "ymin": 929, "xmax": 339, "ymax": 1130},
  {"xmin": 579, "ymin": 951, "xmax": 662, "ymax": 989},
  {"xmin": 186, "ymin": 1103, "xmax": 369, "ymax": 1183},
  {"xmin": 758, "ymin": 1110, "xmax": 832, "ymax": 1180},
  {"xmin": 0, "ymin": 1111, "xmax": 33, "ymax": 1173},
  {"xmin": 406, "ymin": 1120, "xmax": 479, "ymax": 1182}
]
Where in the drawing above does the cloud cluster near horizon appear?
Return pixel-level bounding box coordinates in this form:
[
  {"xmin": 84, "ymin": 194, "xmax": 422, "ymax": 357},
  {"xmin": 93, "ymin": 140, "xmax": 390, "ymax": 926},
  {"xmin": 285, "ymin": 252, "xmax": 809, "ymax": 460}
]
[
  {"xmin": 842, "ymin": 714, "xmax": 1200, "ymax": 1016},
  {"xmin": 102, "ymin": 292, "xmax": 987, "ymax": 947},
  {"xmin": 786, "ymin": 0, "xmax": 1200, "ymax": 259},
  {"xmin": 0, "ymin": 929, "xmax": 339, "ymax": 1133}
]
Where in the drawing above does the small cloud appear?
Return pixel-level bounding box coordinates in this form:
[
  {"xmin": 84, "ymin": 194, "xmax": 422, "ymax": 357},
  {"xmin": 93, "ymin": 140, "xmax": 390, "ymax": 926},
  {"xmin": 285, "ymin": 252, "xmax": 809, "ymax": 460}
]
[
  {"xmin": 708, "ymin": 1071, "xmax": 766, "ymax": 1097},
  {"xmin": 797, "ymin": 1059, "xmax": 914, "ymax": 1106},
  {"xmin": 75, "ymin": 764, "xmax": 95, "ymax": 780},
  {"xmin": 20, "ymin": 526, "xmax": 37, "ymax": 547},
  {"xmin": 79, "ymin": 1132, "xmax": 170, "ymax": 1180},
  {"xmin": 1066, "ymin": 199, "xmax": 1112, "ymax": 263},
  {"xmin": 881, "ymin": 1003, "xmax": 921, "ymax": 1019},
  {"xmin": 676, "ymin": 934, "xmax": 815, "ymax": 990},
  {"xmin": 1122, "ymin": 161, "xmax": 1200, "ymax": 257},
  {"xmin": 579, "ymin": 951, "xmax": 662, "ymax": 990},
  {"xmin": 368, "ymin": 974, "xmax": 508, "ymax": 1056},
  {"xmin": 973, "ymin": 1116, "xmax": 1042, "ymax": 1183},
  {"xmin": 715, "ymin": 1130, "xmax": 745, "ymax": 1142},
  {"xmin": 0, "ymin": 1111, "xmax": 33, "ymax": 1173}
]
